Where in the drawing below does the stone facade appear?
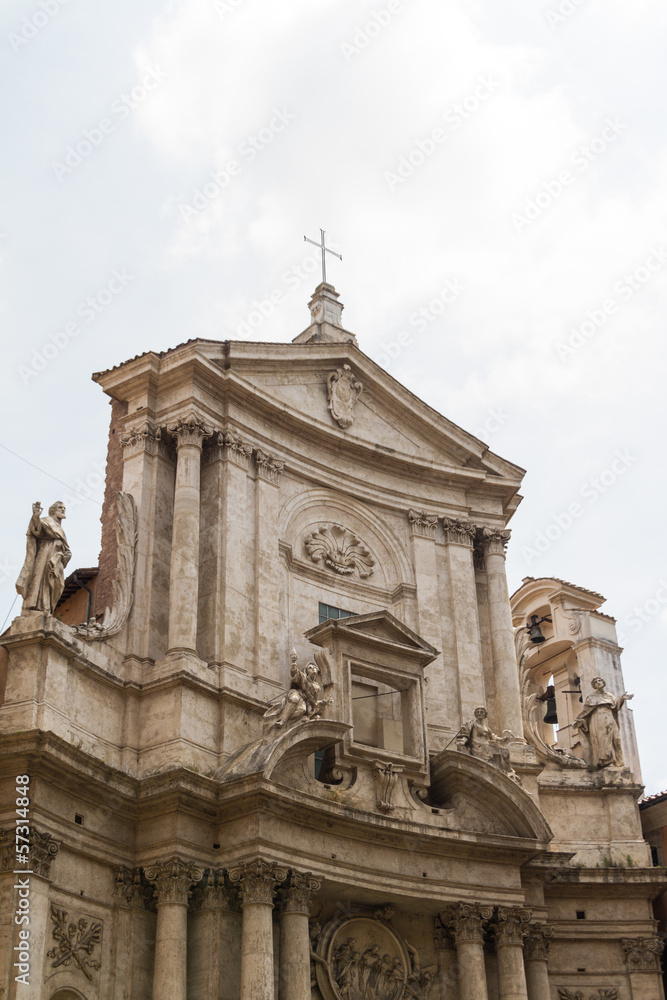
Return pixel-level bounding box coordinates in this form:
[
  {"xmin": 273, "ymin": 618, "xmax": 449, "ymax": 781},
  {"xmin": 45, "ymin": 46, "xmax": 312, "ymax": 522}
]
[{"xmin": 0, "ymin": 284, "xmax": 664, "ymax": 999}]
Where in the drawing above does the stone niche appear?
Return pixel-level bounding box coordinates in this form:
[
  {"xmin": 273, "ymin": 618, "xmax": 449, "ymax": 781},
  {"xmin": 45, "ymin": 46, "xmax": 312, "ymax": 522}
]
[{"xmin": 304, "ymin": 610, "xmax": 438, "ymax": 780}]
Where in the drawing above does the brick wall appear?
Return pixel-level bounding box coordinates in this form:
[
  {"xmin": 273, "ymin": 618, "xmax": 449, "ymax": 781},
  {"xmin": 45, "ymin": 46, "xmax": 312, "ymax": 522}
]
[{"xmin": 94, "ymin": 398, "xmax": 128, "ymax": 617}]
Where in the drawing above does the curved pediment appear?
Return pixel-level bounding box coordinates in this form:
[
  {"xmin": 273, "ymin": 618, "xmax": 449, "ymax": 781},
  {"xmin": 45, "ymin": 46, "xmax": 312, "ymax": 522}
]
[
  {"xmin": 215, "ymin": 719, "xmax": 351, "ymax": 783},
  {"xmin": 429, "ymin": 749, "xmax": 553, "ymax": 843}
]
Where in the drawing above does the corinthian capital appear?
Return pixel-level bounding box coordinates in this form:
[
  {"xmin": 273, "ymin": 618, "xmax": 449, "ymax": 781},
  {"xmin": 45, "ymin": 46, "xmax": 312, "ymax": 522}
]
[
  {"xmin": 442, "ymin": 517, "xmax": 477, "ymax": 547},
  {"xmin": 481, "ymin": 526, "xmax": 511, "ymax": 556},
  {"xmin": 523, "ymin": 922, "xmax": 553, "ymax": 961},
  {"xmin": 143, "ymin": 857, "xmax": 204, "ymax": 905},
  {"xmin": 167, "ymin": 413, "xmax": 212, "ymax": 449},
  {"xmin": 280, "ymin": 870, "xmax": 321, "ymax": 914},
  {"xmin": 228, "ymin": 859, "xmax": 288, "ymax": 907},
  {"xmin": 440, "ymin": 902, "xmax": 493, "ymax": 944},
  {"xmin": 622, "ymin": 936, "xmax": 663, "ymax": 972},
  {"xmin": 408, "ymin": 510, "xmax": 438, "ymax": 539},
  {"xmin": 492, "ymin": 906, "xmax": 532, "ymax": 947}
]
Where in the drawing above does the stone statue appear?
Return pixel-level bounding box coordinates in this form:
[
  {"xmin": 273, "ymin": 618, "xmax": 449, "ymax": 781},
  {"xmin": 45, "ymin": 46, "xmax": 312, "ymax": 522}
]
[
  {"xmin": 573, "ymin": 676, "xmax": 633, "ymax": 768},
  {"xmin": 15, "ymin": 501, "xmax": 71, "ymax": 615},
  {"xmin": 263, "ymin": 649, "xmax": 331, "ymax": 732},
  {"xmin": 456, "ymin": 706, "xmax": 521, "ymax": 784},
  {"xmin": 403, "ymin": 942, "xmax": 437, "ymax": 1000}
]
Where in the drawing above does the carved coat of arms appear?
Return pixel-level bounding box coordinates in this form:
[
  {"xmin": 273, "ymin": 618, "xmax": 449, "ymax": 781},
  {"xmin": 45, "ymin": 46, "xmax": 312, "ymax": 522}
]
[{"xmin": 327, "ymin": 365, "xmax": 363, "ymax": 429}]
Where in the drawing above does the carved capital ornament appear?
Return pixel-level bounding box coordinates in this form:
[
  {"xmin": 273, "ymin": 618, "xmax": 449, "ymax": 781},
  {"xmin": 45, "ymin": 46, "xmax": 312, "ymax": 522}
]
[
  {"xmin": 442, "ymin": 517, "xmax": 477, "ymax": 547},
  {"xmin": 440, "ymin": 902, "xmax": 494, "ymax": 944},
  {"xmin": 408, "ymin": 510, "xmax": 438, "ymax": 539},
  {"xmin": 523, "ymin": 922, "xmax": 553, "ymax": 961},
  {"xmin": 493, "ymin": 906, "xmax": 532, "ymax": 947},
  {"xmin": 622, "ymin": 936, "xmax": 663, "ymax": 972},
  {"xmin": 281, "ymin": 871, "xmax": 321, "ymax": 914},
  {"xmin": 167, "ymin": 413, "xmax": 212, "ymax": 449},
  {"xmin": 143, "ymin": 857, "xmax": 204, "ymax": 905},
  {"xmin": 228, "ymin": 859, "xmax": 288, "ymax": 907}
]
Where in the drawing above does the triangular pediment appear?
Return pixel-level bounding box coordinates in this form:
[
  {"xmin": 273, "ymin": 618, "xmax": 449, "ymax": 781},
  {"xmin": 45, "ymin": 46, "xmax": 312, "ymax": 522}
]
[{"xmin": 305, "ymin": 609, "xmax": 438, "ymax": 660}]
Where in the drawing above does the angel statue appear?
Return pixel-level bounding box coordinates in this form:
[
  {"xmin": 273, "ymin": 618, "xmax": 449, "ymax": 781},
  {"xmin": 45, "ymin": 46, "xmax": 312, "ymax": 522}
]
[
  {"xmin": 573, "ymin": 676, "xmax": 633, "ymax": 768},
  {"xmin": 15, "ymin": 501, "xmax": 71, "ymax": 615},
  {"xmin": 263, "ymin": 649, "xmax": 332, "ymax": 733},
  {"xmin": 456, "ymin": 707, "xmax": 521, "ymax": 784}
]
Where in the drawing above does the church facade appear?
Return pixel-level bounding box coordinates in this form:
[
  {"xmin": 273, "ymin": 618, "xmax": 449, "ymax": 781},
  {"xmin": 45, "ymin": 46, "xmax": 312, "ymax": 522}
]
[{"xmin": 0, "ymin": 283, "xmax": 664, "ymax": 1000}]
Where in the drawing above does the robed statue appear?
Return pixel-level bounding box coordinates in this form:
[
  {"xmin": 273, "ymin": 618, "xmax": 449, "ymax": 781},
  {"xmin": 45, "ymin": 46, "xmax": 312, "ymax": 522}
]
[
  {"xmin": 573, "ymin": 676, "xmax": 633, "ymax": 768},
  {"xmin": 263, "ymin": 649, "xmax": 332, "ymax": 733},
  {"xmin": 15, "ymin": 501, "xmax": 71, "ymax": 615}
]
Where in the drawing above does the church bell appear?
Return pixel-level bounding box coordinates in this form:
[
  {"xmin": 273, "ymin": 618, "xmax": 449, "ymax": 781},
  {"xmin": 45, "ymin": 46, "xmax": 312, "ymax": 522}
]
[
  {"xmin": 527, "ymin": 614, "xmax": 547, "ymax": 644},
  {"xmin": 543, "ymin": 689, "xmax": 558, "ymax": 725}
]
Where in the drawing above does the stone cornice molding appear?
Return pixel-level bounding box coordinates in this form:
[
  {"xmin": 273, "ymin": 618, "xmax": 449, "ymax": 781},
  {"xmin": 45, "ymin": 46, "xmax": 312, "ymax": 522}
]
[
  {"xmin": 167, "ymin": 413, "xmax": 212, "ymax": 450},
  {"xmin": 481, "ymin": 527, "xmax": 512, "ymax": 556},
  {"xmin": 492, "ymin": 906, "xmax": 532, "ymax": 948},
  {"xmin": 523, "ymin": 922, "xmax": 553, "ymax": 961},
  {"xmin": 279, "ymin": 870, "xmax": 321, "ymax": 914},
  {"xmin": 255, "ymin": 448, "xmax": 284, "ymax": 484},
  {"xmin": 440, "ymin": 902, "xmax": 494, "ymax": 944},
  {"xmin": 442, "ymin": 517, "xmax": 477, "ymax": 548},
  {"xmin": 622, "ymin": 936, "xmax": 663, "ymax": 972},
  {"xmin": 408, "ymin": 510, "xmax": 438, "ymax": 539},
  {"xmin": 143, "ymin": 857, "xmax": 204, "ymax": 905},
  {"xmin": 228, "ymin": 859, "xmax": 288, "ymax": 907}
]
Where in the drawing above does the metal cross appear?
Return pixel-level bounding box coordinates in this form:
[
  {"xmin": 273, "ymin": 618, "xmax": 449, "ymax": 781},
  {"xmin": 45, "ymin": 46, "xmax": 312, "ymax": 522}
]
[{"xmin": 303, "ymin": 228, "xmax": 342, "ymax": 285}]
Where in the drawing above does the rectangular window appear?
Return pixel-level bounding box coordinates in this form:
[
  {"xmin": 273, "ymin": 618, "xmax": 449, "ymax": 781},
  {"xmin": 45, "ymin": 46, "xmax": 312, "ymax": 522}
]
[{"xmin": 318, "ymin": 602, "xmax": 353, "ymax": 625}]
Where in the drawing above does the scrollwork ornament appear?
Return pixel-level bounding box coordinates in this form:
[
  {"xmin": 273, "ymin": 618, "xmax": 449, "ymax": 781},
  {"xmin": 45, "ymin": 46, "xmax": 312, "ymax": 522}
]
[
  {"xmin": 167, "ymin": 413, "xmax": 212, "ymax": 449},
  {"xmin": 523, "ymin": 922, "xmax": 553, "ymax": 961},
  {"xmin": 143, "ymin": 857, "xmax": 203, "ymax": 905},
  {"xmin": 228, "ymin": 860, "xmax": 288, "ymax": 907},
  {"xmin": 439, "ymin": 902, "xmax": 493, "ymax": 944},
  {"xmin": 31, "ymin": 829, "xmax": 61, "ymax": 878},
  {"xmin": 327, "ymin": 364, "xmax": 363, "ymax": 428},
  {"xmin": 622, "ymin": 936, "xmax": 663, "ymax": 972},
  {"xmin": 281, "ymin": 871, "xmax": 321, "ymax": 914},
  {"xmin": 493, "ymin": 906, "xmax": 532, "ymax": 947},
  {"xmin": 304, "ymin": 523, "xmax": 375, "ymax": 578}
]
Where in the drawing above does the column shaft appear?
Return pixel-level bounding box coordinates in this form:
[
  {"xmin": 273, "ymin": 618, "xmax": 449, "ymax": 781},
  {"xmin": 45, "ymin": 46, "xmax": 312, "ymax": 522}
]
[
  {"xmin": 410, "ymin": 514, "xmax": 452, "ymax": 732},
  {"xmin": 240, "ymin": 902, "xmax": 275, "ymax": 1000},
  {"xmin": 456, "ymin": 940, "xmax": 489, "ymax": 1000},
  {"xmin": 167, "ymin": 416, "xmax": 208, "ymax": 653},
  {"xmin": 483, "ymin": 530, "xmax": 524, "ymax": 735},
  {"xmin": 153, "ymin": 901, "xmax": 188, "ymax": 1000},
  {"xmin": 497, "ymin": 944, "xmax": 529, "ymax": 1000},
  {"xmin": 524, "ymin": 958, "xmax": 550, "ymax": 1000},
  {"xmin": 443, "ymin": 519, "xmax": 486, "ymax": 724},
  {"xmin": 280, "ymin": 910, "xmax": 311, "ymax": 1000}
]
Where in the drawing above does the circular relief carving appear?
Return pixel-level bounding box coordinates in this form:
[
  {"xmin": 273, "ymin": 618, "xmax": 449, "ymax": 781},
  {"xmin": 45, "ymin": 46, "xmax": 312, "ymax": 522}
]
[{"xmin": 316, "ymin": 916, "xmax": 410, "ymax": 1000}]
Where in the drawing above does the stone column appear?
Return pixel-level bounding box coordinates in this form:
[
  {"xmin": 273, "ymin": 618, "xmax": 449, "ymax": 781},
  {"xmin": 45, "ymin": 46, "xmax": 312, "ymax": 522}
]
[
  {"xmin": 187, "ymin": 869, "xmax": 242, "ymax": 1000},
  {"xmin": 493, "ymin": 906, "xmax": 531, "ymax": 1000},
  {"xmin": 481, "ymin": 529, "xmax": 524, "ymax": 736},
  {"xmin": 279, "ymin": 871, "xmax": 321, "ymax": 1000},
  {"xmin": 166, "ymin": 414, "xmax": 210, "ymax": 656},
  {"xmin": 442, "ymin": 519, "xmax": 486, "ymax": 724},
  {"xmin": 523, "ymin": 923, "xmax": 553, "ymax": 1000},
  {"xmin": 441, "ymin": 902, "xmax": 493, "ymax": 1000},
  {"xmin": 229, "ymin": 859, "xmax": 288, "ymax": 1000},
  {"xmin": 144, "ymin": 857, "xmax": 203, "ymax": 1000}
]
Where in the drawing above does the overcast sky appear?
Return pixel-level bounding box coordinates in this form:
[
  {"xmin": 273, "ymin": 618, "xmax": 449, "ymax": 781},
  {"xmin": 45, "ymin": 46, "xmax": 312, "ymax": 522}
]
[{"xmin": 1, "ymin": 0, "xmax": 666, "ymax": 792}]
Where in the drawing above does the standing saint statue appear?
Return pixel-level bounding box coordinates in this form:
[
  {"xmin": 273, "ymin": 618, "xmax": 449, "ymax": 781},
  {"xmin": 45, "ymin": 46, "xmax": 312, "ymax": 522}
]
[
  {"xmin": 15, "ymin": 501, "xmax": 71, "ymax": 615},
  {"xmin": 573, "ymin": 676, "xmax": 633, "ymax": 767}
]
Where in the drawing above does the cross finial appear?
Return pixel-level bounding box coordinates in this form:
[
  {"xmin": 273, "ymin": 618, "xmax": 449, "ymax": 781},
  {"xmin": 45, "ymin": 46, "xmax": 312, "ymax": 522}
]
[{"xmin": 304, "ymin": 228, "xmax": 342, "ymax": 285}]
